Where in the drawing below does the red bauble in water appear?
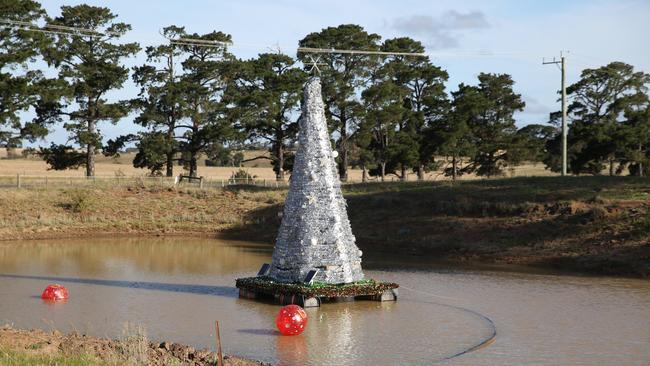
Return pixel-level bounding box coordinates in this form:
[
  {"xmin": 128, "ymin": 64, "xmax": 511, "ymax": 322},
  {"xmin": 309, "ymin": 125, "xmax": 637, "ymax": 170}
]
[
  {"xmin": 275, "ymin": 305, "xmax": 308, "ymax": 336},
  {"xmin": 41, "ymin": 284, "xmax": 68, "ymax": 301}
]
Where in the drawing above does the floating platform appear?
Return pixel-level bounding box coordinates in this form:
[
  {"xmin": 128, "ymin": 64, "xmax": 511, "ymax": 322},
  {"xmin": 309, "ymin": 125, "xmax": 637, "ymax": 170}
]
[{"xmin": 235, "ymin": 276, "xmax": 399, "ymax": 308}]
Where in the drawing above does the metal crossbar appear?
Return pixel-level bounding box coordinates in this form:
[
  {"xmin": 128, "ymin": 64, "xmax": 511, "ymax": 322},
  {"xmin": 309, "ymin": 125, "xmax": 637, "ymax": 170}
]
[
  {"xmin": 172, "ymin": 37, "xmax": 231, "ymax": 46},
  {"xmin": 0, "ymin": 18, "xmax": 116, "ymax": 37},
  {"xmin": 163, "ymin": 32, "xmax": 232, "ymax": 49},
  {"xmin": 169, "ymin": 40, "xmax": 228, "ymax": 48},
  {"xmin": 298, "ymin": 47, "xmax": 426, "ymax": 57}
]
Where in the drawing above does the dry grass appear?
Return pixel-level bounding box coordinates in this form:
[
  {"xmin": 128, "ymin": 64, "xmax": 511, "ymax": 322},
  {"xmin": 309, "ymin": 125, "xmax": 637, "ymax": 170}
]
[
  {"xmin": 0, "ymin": 185, "xmax": 286, "ymax": 240},
  {"xmin": 118, "ymin": 323, "xmax": 149, "ymax": 365},
  {"xmin": 1, "ymin": 149, "xmax": 557, "ymax": 181},
  {"xmin": 0, "ymin": 325, "xmax": 266, "ymax": 366}
]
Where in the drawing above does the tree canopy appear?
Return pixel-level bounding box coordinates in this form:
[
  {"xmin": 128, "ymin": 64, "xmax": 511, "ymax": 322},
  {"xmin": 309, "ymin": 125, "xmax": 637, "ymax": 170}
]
[
  {"xmin": 0, "ymin": 0, "xmax": 49, "ymax": 147},
  {"xmin": 227, "ymin": 53, "xmax": 307, "ymax": 180}
]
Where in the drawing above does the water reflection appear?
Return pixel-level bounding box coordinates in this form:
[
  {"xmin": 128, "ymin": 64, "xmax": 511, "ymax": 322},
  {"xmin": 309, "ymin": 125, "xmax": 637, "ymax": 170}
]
[
  {"xmin": 276, "ymin": 333, "xmax": 308, "ymax": 366},
  {"xmin": 0, "ymin": 237, "xmax": 270, "ymax": 276}
]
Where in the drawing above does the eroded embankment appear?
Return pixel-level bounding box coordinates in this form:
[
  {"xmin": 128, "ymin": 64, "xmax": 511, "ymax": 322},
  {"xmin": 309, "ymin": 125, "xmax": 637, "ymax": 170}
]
[{"xmin": 0, "ymin": 176, "xmax": 648, "ymax": 277}]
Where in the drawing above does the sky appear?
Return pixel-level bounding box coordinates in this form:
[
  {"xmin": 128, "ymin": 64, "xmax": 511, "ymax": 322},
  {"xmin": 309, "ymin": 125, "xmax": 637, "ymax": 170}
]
[{"xmin": 30, "ymin": 0, "xmax": 650, "ymax": 147}]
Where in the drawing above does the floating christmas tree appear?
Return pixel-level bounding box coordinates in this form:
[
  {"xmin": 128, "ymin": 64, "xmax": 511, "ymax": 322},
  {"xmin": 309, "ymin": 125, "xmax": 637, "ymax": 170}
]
[
  {"xmin": 268, "ymin": 77, "xmax": 364, "ymax": 284},
  {"xmin": 236, "ymin": 77, "xmax": 397, "ymax": 307}
]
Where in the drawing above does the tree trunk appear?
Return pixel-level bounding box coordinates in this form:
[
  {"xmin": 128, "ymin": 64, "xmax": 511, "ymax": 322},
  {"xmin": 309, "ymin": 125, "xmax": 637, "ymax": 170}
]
[
  {"xmin": 380, "ymin": 161, "xmax": 386, "ymax": 182},
  {"xmin": 189, "ymin": 152, "xmax": 198, "ymax": 177},
  {"xmin": 400, "ymin": 164, "xmax": 406, "ymax": 181},
  {"xmin": 86, "ymin": 120, "xmax": 95, "ymax": 177},
  {"xmin": 417, "ymin": 163, "xmax": 424, "ymax": 181},
  {"xmin": 452, "ymin": 155, "xmax": 458, "ymax": 181},
  {"xmin": 639, "ymin": 143, "xmax": 644, "ymax": 177},
  {"xmin": 189, "ymin": 105, "xmax": 201, "ymax": 178},
  {"xmin": 339, "ymin": 147, "xmax": 349, "ymax": 181},
  {"xmin": 277, "ymin": 144, "xmax": 284, "ymax": 181},
  {"xmin": 362, "ymin": 164, "xmax": 367, "ymax": 183},
  {"xmin": 338, "ymin": 116, "xmax": 348, "ymax": 182},
  {"xmin": 164, "ymin": 146, "xmax": 173, "ymax": 177},
  {"xmin": 165, "ymin": 126, "xmax": 174, "ymax": 177},
  {"xmin": 609, "ymin": 158, "xmax": 614, "ymax": 176}
]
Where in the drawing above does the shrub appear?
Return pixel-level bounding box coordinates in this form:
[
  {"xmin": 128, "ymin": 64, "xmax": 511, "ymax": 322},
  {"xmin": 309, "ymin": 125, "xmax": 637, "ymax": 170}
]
[
  {"xmin": 230, "ymin": 169, "xmax": 256, "ymax": 182},
  {"xmin": 64, "ymin": 189, "xmax": 95, "ymax": 213}
]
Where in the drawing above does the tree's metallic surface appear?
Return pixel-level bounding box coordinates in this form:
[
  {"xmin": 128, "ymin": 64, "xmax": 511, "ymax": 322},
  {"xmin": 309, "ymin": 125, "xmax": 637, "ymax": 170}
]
[{"xmin": 269, "ymin": 77, "xmax": 364, "ymax": 284}]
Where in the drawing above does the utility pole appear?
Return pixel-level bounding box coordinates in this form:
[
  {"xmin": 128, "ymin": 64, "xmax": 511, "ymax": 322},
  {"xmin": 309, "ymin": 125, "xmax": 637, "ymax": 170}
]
[{"xmin": 543, "ymin": 52, "xmax": 568, "ymax": 176}]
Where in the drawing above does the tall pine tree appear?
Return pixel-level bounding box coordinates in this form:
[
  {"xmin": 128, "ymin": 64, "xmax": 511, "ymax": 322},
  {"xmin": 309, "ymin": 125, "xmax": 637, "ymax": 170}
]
[
  {"xmin": 454, "ymin": 74, "xmax": 525, "ymax": 177},
  {"xmin": 555, "ymin": 62, "xmax": 650, "ymax": 175},
  {"xmin": 298, "ymin": 24, "xmax": 381, "ymax": 181},
  {"xmin": 228, "ymin": 53, "xmax": 306, "ymax": 180},
  {"xmin": 380, "ymin": 37, "xmax": 448, "ymax": 180},
  {"xmin": 175, "ymin": 30, "xmax": 238, "ymax": 177},
  {"xmin": 37, "ymin": 4, "xmax": 140, "ymax": 176},
  {"xmin": 129, "ymin": 25, "xmax": 187, "ymax": 177}
]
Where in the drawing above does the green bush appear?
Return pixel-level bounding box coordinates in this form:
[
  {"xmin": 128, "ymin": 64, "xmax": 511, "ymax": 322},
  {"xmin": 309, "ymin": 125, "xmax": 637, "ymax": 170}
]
[
  {"xmin": 64, "ymin": 189, "xmax": 96, "ymax": 213},
  {"xmin": 0, "ymin": 347, "xmax": 108, "ymax": 366}
]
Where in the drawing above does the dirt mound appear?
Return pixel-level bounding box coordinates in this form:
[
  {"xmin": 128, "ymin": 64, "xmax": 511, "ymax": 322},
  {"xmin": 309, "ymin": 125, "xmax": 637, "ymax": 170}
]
[{"xmin": 0, "ymin": 325, "xmax": 269, "ymax": 366}]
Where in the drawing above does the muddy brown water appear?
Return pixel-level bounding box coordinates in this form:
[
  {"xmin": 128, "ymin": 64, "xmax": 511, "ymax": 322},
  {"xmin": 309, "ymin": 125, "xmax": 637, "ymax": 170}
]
[{"xmin": 0, "ymin": 237, "xmax": 649, "ymax": 365}]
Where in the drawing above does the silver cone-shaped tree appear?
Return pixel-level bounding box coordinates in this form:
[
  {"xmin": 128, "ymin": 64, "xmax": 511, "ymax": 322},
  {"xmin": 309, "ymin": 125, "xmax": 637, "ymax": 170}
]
[{"xmin": 269, "ymin": 77, "xmax": 365, "ymax": 284}]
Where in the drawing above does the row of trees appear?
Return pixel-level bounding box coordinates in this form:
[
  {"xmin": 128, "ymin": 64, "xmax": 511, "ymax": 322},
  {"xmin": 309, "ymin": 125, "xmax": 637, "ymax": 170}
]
[{"xmin": 2, "ymin": 1, "xmax": 649, "ymax": 179}]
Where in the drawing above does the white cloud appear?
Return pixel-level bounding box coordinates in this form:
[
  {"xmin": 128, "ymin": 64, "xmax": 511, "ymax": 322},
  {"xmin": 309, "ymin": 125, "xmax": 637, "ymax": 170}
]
[{"xmin": 390, "ymin": 11, "xmax": 489, "ymax": 49}]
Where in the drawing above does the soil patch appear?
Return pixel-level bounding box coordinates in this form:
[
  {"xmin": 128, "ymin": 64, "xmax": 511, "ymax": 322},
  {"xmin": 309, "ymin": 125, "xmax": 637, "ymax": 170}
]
[{"xmin": 0, "ymin": 325, "xmax": 269, "ymax": 366}]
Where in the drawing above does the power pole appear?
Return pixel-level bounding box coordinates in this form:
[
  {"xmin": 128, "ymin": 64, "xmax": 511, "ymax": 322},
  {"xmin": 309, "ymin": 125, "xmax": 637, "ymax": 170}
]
[{"xmin": 543, "ymin": 52, "xmax": 568, "ymax": 176}]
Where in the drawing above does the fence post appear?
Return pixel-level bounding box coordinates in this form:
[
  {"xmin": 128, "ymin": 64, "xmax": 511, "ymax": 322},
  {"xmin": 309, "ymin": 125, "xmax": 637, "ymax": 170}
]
[{"xmin": 16, "ymin": 174, "xmax": 20, "ymax": 188}]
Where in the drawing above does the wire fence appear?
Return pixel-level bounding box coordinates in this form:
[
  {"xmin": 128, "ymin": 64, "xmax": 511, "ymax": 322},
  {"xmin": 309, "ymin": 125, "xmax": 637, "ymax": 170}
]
[
  {"xmin": 0, "ymin": 174, "xmax": 294, "ymax": 190},
  {"xmin": 0, "ymin": 174, "xmax": 431, "ymax": 190}
]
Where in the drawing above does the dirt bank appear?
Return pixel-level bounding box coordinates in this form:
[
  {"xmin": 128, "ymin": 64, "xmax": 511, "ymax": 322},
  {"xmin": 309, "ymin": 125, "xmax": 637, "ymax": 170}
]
[
  {"xmin": 0, "ymin": 176, "xmax": 648, "ymax": 277},
  {"xmin": 0, "ymin": 325, "xmax": 269, "ymax": 366}
]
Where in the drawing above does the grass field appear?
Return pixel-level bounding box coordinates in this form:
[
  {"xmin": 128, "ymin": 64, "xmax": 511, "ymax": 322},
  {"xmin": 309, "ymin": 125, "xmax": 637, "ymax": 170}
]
[
  {"xmin": 1, "ymin": 176, "xmax": 648, "ymax": 277},
  {"xmin": 0, "ymin": 148, "xmax": 557, "ymax": 181}
]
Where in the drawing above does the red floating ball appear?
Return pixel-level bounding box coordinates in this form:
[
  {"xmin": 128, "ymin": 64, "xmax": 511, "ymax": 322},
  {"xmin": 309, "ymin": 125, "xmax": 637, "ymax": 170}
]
[
  {"xmin": 275, "ymin": 305, "xmax": 308, "ymax": 336},
  {"xmin": 41, "ymin": 284, "xmax": 68, "ymax": 302}
]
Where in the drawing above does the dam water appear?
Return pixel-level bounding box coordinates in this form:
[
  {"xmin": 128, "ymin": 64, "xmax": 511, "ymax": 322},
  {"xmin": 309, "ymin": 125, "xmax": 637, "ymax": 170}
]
[{"xmin": 0, "ymin": 237, "xmax": 648, "ymax": 365}]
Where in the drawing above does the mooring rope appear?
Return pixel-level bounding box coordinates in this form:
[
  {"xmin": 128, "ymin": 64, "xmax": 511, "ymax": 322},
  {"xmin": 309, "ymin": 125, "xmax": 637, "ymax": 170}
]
[{"xmin": 399, "ymin": 285, "xmax": 497, "ymax": 364}]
